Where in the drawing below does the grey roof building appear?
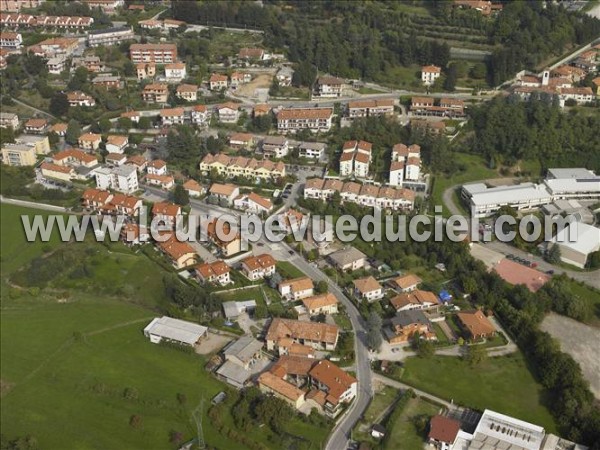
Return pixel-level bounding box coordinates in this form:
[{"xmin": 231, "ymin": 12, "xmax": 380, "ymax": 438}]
[{"xmin": 327, "ymin": 246, "xmax": 367, "ymax": 271}]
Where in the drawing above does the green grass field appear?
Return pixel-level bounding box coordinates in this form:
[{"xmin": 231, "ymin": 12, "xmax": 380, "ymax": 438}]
[
  {"xmin": 400, "ymin": 354, "xmax": 557, "ymax": 431},
  {"xmin": 0, "ymin": 204, "xmax": 329, "ymax": 448},
  {"xmin": 430, "ymin": 152, "xmax": 498, "ymax": 217},
  {"xmin": 384, "ymin": 397, "xmax": 440, "ymax": 450},
  {"xmin": 276, "ymin": 261, "xmax": 307, "ymax": 279}
]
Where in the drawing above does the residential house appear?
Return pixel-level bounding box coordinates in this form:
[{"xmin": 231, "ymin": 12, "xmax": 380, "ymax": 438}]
[
  {"xmin": 384, "ymin": 310, "xmax": 436, "ymax": 344},
  {"xmin": 191, "ymin": 104, "xmax": 208, "ymax": 126},
  {"xmin": 277, "ymin": 208, "xmax": 306, "ymax": 234},
  {"xmin": 230, "ymin": 71, "xmax": 251, "ymax": 87},
  {"xmin": 126, "ymin": 155, "xmax": 147, "ymax": 173},
  {"xmin": 120, "ymin": 110, "xmax": 140, "ymax": 124},
  {"xmin": 339, "ymin": 140, "xmax": 372, "ymax": 179},
  {"xmin": 165, "ymin": 62, "xmax": 186, "ymax": 82},
  {"xmin": 314, "ymin": 76, "xmax": 344, "ymax": 98},
  {"xmin": 72, "ymin": 56, "xmax": 105, "ymax": 73},
  {"xmin": 353, "ymin": 276, "xmax": 383, "ymax": 302},
  {"xmin": 240, "ymin": 253, "xmax": 277, "ymax": 281},
  {"xmin": 82, "ymin": 188, "xmax": 113, "ymax": 211},
  {"xmin": 0, "ymin": 31, "xmax": 22, "ymax": 49},
  {"xmin": 238, "ymin": 47, "xmax": 266, "ymax": 61},
  {"xmin": 78, "ymin": 133, "xmax": 101, "ymax": 151},
  {"xmin": 228, "ymin": 132, "xmax": 254, "ymax": 149},
  {"xmin": 253, "ymin": 104, "xmax": 270, "ymax": 117},
  {"xmin": 152, "ymin": 202, "xmax": 181, "ymax": 228},
  {"xmin": 147, "ymin": 159, "xmax": 167, "ymax": 176},
  {"xmin": 308, "ymin": 360, "xmax": 357, "ymax": 417},
  {"xmin": 327, "ymin": 246, "xmax": 367, "ymax": 271},
  {"xmin": 217, "ymin": 336, "xmax": 264, "ymax": 389},
  {"xmin": 456, "ymin": 310, "xmax": 496, "ymax": 340},
  {"xmin": 301, "ymin": 293, "xmax": 338, "ymax": 316},
  {"xmin": 39, "ymin": 162, "xmax": 74, "ymax": 182},
  {"xmin": 428, "ymin": 415, "xmax": 461, "ymax": 450},
  {"xmin": 205, "ymin": 218, "xmax": 242, "ymax": 257},
  {"xmin": 46, "ymin": 56, "xmax": 66, "ymax": 74},
  {"xmin": 209, "ymin": 73, "xmax": 228, "ymax": 90},
  {"xmin": 121, "ymin": 223, "xmax": 149, "ymax": 245},
  {"xmin": 222, "ymin": 301, "xmax": 257, "ymax": 321},
  {"xmin": 105, "ymin": 152, "xmax": 127, "ymax": 166},
  {"xmin": 298, "ymin": 141, "xmax": 326, "ymax": 160},
  {"xmin": 142, "ymin": 83, "xmax": 169, "ymax": 104},
  {"xmin": 24, "ymin": 118, "xmax": 48, "ymax": 134},
  {"xmin": 347, "ymin": 99, "xmax": 394, "ymax": 119},
  {"xmin": 216, "ymin": 102, "xmax": 240, "ymax": 123},
  {"xmin": 421, "ymin": 65, "xmax": 441, "ymax": 85},
  {"xmin": 94, "ymin": 165, "xmax": 139, "ymax": 194},
  {"xmin": 146, "ymin": 173, "xmax": 175, "ymax": 190},
  {"xmin": 108, "ymin": 193, "xmax": 142, "ymax": 216},
  {"xmin": 67, "ymin": 91, "xmax": 95, "ymax": 107},
  {"xmin": 175, "ymin": 83, "xmax": 197, "ymax": 101},
  {"xmin": 258, "ymin": 371, "xmax": 306, "ymax": 409},
  {"xmin": 92, "ymin": 74, "xmax": 121, "ymax": 90},
  {"xmin": 157, "ymin": 234, "xmax": 197, "ymax": 269},
  {"xmin": 160, "ymin": 107, "xmax": 185, "ymax": 126},
  {"xmin": 209, "ymin": 183, "xmax": 240, "ymax": 206},
  {"xmin": 199, "ymin": 153, "xmax": 286, "ymax": 180},
  {"xmin": 129, "ymin": 43, "xmax": 177, "ymax": 64},
  {"xmin": 276, "ymin": 107, "xmax": 334, "ymax": 133},
  {"xmin": 233, "ymin": 192, "xmax": 273, "ymax": 214},
  {"xmin": 265, "ymin": 318, "xmax": 339, "ymax": 352},
  {"xmin": 0, "ymin": 112, "xmax": 19, "ymax": 129},
  {"xmin": 390, "ymin": 290, "xmax": 439, "ymax": 312},
  {"xmin": 50, "ymin": 123, "xmax": 67, "ymax": 136},
  {"xmin": 87, "ymin": 26, "xmax": 134, "ymax": 47},
  {"xmin": 391, "ymin": 273, "xmax": 422, "ymax": 292},
  {"xmin": 278, "ymin": 277, "xmax": 314, "ymax": 301},
  {"xmin": 182, "ymin": 179, "xmax": 203, "ymax": 197},
  {"xmin": 53, "ymin": 148, "xmax": 98, "ymax": 168},
  {"xmin": 105, "ymin": 135, "xmax": 128, "ymax": 154},
  {"xmin": 195, "ymin": 260, "xmax": 231, "ymax": 285},
  {"xmin": 136, "ymin": 62, "xmax": 156, "ymax": 80},
  {"xmin": 83, "ymin": 0, "xmax": 124, "ymax": 14},
  {"xmin": 262, "ymin": 136, "xmax": 289, "ymax": 159},
  {"xmin": 1, "ymin": 144, "xmax": 36, "ymax": 166},
  {"xmin": 276, "ymin": 66, "xmax": 293, "ymax": 86}
]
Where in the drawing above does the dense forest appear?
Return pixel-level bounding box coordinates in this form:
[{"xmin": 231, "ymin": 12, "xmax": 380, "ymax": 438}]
[
  {"xmin": 172, "ymin": 0, "xmax": 600, "ymax": 85},
  {"xmin": 467, "ymin": 96, "xmax": 600, "ymax": 172}
]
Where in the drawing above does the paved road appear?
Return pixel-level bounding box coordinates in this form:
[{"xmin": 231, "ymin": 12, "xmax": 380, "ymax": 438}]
[
  {"xmin": 139, "ymin": 183, "xmax": 371, "ymax": 450},
  {"xmin": 372, "ymin": 373, "xmax": 451, "ymax": 408},
  {"xmin": 441, "ymin": 183, "xmax": 600, "ymax": 289}
]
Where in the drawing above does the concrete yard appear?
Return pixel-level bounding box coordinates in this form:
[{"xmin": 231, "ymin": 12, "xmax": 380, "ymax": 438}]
[{"xmin": 541, "ymin": 313, "xmax": 600, "ymax": 399}]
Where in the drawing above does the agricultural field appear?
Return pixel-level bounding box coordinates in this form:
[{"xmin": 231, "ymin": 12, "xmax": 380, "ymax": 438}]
[
  {"xmin": 384, "ymin": 397, "xmax": 441, "ymax": 450},
  {"xmin": 400, "ymin": 354, "xmax": 557, "ymax": 432}
]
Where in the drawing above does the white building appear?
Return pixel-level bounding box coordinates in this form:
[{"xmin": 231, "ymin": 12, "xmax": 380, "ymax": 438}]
[
  {"xmin": 165, "ymin": 62, "xmax": 186, "ymax": 82},
  {"xmin": 94, "ymin": 165, "xmax": 139, "ymax": 194},
  {"xmin": 143, "ymin": 316, "xmax": 207, "ymax": 346},
  {"xmin": 421, "ymin": 65, "xmax": 441, "ymax": 85},
  {"xmin": 314, "ymin": 76, "xmax": 344, "ymax": 98},
  {"xmin": 262, "ymin": 136, "xmax": 289, "ymax": 159},
  {"xmin": 87, "ymin": 26, "xmax": 134, "ymax": 47},
  {"xmin": 191, "ymin": 105, "xmax": 208, "ymax": 126},
  {"xmin": 339, "ymin": 140, "xmax": 372, "ymax": 179},
  {"xmin": 551, "ymin": 223, "xmax": 600, "ymax": 269},
  {"xmin": 216, "ymin": 103, "xmax": 239, "ymax": 124},
  {"xmin": 276, "ymin": 107, "xmax": 333, "ymax": 134},
  {"xmin": 298, "ymin": 141, "xmax": 326, "ymax": 160}
]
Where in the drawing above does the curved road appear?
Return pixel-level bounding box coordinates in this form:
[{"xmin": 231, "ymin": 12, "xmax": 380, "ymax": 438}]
[{"xmin": 442, "ymin": 183, "xmax": 600, "ymax": 289}]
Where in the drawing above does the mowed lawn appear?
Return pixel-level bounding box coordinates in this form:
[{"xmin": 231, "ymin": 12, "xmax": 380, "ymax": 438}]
[
  {"xmin": 401, "ymin": 354, "xmax": 557, "ymax": 431},
  {"xmin": 384, "ymin": 397, "xmax": 440, "ymax": 450}
]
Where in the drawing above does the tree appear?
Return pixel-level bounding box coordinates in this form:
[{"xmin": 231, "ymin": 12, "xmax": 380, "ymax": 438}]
[
  {"xmin": 443, "ymin": 64, "xmax": 457, "ymax": 91},
  {"xmin": 470, "ymin": 62, "xmax": 487, "ymax": 79},
  {"xmin": 129, "ymin": 414, "xmax": 142, "ymax": 429},
  {"xmin": 367, "ymin": 327, "xmax": 382, "ymax": 350},
  {"xmin": 315, "ymin": 280, "xmax": 328, "ymax": 294},
  {"xmin": 138, "ymin": 116, "xmax": 151, "ymax": 130},
  {"xmin": 123, "ymin": 60, "xmax": 136, "ymax": 77},
  {"xmin": 68, "ymin": 67, "xmax": 89, "ymax": 90},
  {"xmin": 118, "ymin": 117, "xmax": 132, "ymax": 130},
  {"xmin": 414, "ymin": 337, "xmax": 435, "ymax": 358},
  {"xmin": 254, "ymin": 303, "xmax": 267, "ymax": 319},
  {"xmin": 47, "ymin": 131, "xmax": 59, "ymax": 148},
  {"xmin": 98, "ymin": 118, "xmax": 112, "ymax": 134},
  {"xmin": 268, "ymin": 272, "xmax": 283, "ymax": 289},
  {"xmin": 545, "ymin": 244, "xmax": 561, "ymax": 264},
  {"xmin": 0, "ymin": 126, "xmax": 15, "ymax": 146},
  {"xmin": 49, "ymin": 93, "xmax": 69, "ymax": 117},
  {"xmin": 465, "ymin": 343, "xmax": 487, "ymax": 366},
  {"xmin": 173, "ymin": 184, "xmax": 189, "ymax": 206},
  {"xmin": 65, "ymin": 120, "xmax": 81, "ymax": 145}
]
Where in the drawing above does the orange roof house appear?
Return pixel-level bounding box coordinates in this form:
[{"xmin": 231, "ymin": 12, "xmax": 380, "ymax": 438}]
[{"xmin": 456, "ymin": 310, "xmax": 496, "ymax": 340}]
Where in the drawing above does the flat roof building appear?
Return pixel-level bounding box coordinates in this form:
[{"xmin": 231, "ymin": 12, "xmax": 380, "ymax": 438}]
[{"xmin": 143, "ymin": 316, "xmax": 207, "ymax": 346}]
